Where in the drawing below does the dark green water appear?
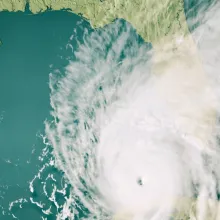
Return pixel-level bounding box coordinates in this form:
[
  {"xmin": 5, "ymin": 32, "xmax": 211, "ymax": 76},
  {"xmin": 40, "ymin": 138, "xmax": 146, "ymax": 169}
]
[{"xmin": 0, "ymin": 10, "xmax": 90, "ymax": 219}]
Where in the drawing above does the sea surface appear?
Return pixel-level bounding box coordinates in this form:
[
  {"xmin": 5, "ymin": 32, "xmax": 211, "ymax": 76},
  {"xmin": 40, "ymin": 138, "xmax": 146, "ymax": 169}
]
[{"xmin": 0, "ymin": 9, "xmax": 91, "ymax": 219}]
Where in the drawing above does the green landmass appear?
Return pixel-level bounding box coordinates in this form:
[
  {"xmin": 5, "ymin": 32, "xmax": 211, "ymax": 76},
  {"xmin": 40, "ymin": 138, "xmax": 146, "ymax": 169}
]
[{"xmin": 0, "ymin": 0, "xmax": 189, "ymax": 45}]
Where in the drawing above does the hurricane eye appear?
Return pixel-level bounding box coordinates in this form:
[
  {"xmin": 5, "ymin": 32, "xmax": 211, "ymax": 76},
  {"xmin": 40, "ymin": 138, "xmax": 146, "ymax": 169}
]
[{"xmin": 137, "ymin": 177, "xmax": 144, "ymax": 186}]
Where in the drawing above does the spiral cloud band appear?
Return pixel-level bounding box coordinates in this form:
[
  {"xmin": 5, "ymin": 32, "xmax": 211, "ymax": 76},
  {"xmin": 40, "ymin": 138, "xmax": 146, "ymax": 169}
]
[{"xmin": 46, "ymin": 3, "xmax": 220, "ymax": 219}]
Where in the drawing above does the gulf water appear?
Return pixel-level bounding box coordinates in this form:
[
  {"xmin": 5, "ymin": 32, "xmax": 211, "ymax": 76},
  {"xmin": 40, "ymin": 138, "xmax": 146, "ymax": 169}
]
[{"xmin": 0, "ymin": 9, "xmax": 91, "ymax": 219}]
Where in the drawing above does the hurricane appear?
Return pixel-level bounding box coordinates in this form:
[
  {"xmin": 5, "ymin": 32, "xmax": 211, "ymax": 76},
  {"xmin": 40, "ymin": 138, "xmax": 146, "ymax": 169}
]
[{"xmin": 43, "ymin": 1, "xmax": 220, "ymax": 220}]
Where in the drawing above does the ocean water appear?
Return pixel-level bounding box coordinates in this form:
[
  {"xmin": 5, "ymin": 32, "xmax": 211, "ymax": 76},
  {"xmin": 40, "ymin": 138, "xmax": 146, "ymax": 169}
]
[
  {"xmin": 0, "ymin": 1, "xmax": 220, "ymax": 219},
  {"xmin": 0, "ymin": 10, "xmax": 90, "ymax": 219}
]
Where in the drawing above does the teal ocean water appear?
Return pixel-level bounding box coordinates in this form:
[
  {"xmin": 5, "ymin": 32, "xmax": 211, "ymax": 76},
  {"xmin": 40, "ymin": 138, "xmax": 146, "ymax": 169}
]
[
  {"xmin": 0, "ymin": 1, "xmax": 216, "ymax": 219},
  {"xmin": 0, "ymin": 10, "xmax": 91, "ymax": 219}
]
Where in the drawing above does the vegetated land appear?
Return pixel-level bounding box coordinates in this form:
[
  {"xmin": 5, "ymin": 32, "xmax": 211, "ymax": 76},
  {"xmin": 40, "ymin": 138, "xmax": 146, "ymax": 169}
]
[{"xmin": 0, "ymin": 0, "xmax": 189, "ymax": 44}]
